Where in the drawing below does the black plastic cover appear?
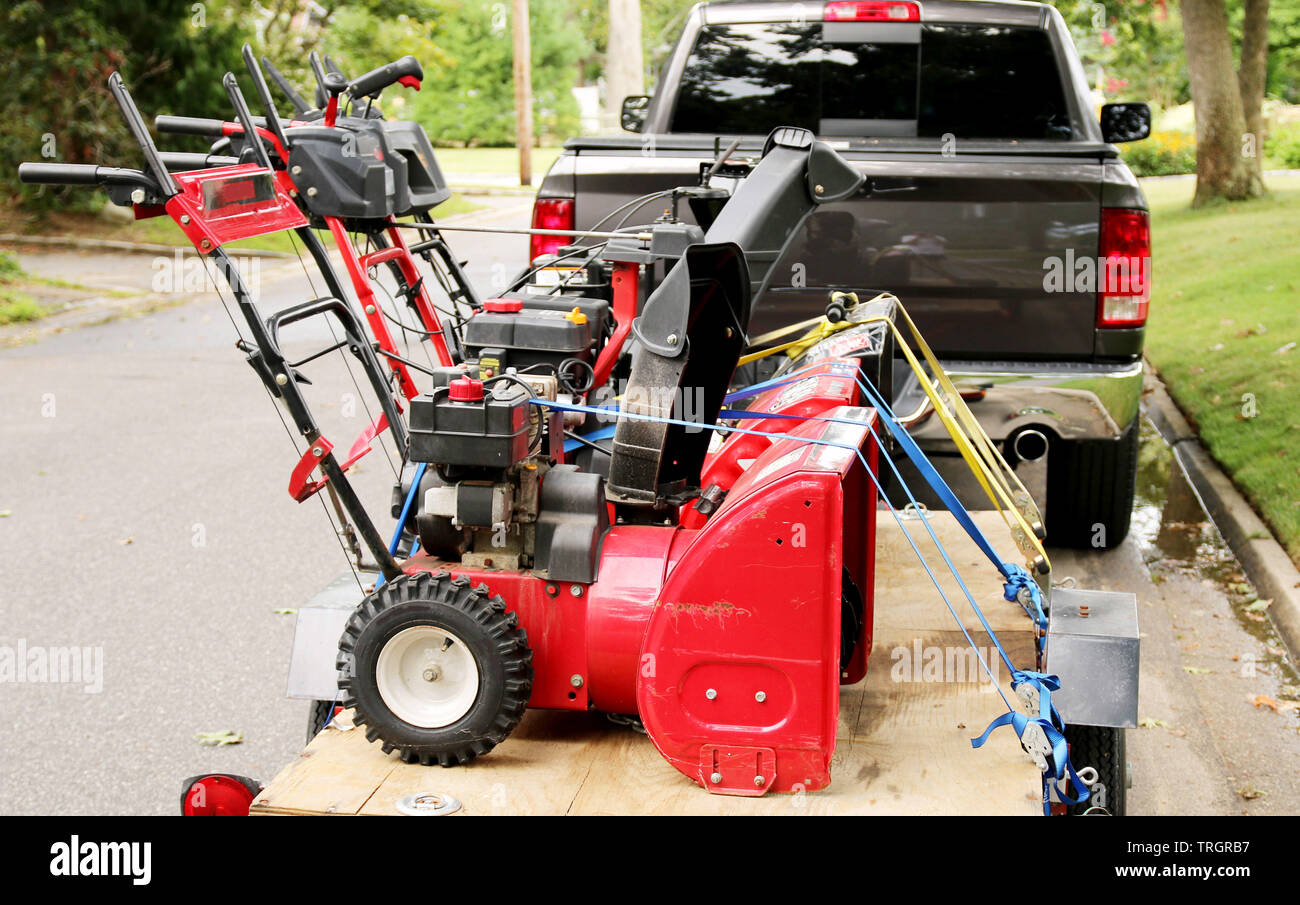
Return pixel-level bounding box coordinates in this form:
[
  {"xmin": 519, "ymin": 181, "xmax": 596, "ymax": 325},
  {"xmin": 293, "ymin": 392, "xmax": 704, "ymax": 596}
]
[
  {"xmin": 535, "ymin": 465, "xmax": 610, "ymax": 583},
  {"xmin": 463, "ymin": 307, "xmax": 594, "ymax": 371},
  {"xmin": 382, "ymin": 120, "xmax": 452, "ymax": 213},
  {"xmin": 285, "ymin": 120, "xmax": 407, "ymax": 219},
  {"xmin": 408, "ymin": 384, "xmax": 531, "ymax": 467}
]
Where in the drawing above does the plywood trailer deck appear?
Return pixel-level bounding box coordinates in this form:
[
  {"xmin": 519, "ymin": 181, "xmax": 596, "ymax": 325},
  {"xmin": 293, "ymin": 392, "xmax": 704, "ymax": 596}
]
[{"xmin": 251, "ymin": 510, "xmax": 1043, "ymax": 816}]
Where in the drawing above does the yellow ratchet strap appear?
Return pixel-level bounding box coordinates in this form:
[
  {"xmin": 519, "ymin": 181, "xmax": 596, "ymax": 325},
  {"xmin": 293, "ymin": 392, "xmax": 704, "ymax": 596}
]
[{"xmin": 738, "ymin": 292, "xmax": 1050, "ymax": 571}]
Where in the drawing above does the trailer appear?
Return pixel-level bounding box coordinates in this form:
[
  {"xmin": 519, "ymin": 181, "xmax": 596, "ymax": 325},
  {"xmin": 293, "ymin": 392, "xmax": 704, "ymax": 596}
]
[{"xmin": 251, "ymin": 510, "xmax": 1056, "ymax": 816}]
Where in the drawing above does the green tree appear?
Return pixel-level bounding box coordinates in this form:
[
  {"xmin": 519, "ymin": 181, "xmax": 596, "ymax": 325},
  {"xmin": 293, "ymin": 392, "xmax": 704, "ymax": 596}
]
[
  {"xmin": 0, "ymin": 0, "xmax": 249, "ymax": 209},
  {"xmin": 319, "ymin": 0, "xmax": 589, "ymax": 146}
]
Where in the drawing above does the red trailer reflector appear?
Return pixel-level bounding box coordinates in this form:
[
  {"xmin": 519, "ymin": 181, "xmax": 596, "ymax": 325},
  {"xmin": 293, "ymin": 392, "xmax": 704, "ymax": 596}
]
[
  {"xmin": 530, "ymin": 197, "xmax": 575, "ymax": 263},
  {"xmin": 824, "ymin": 1, "xmax": 920, "ymax": 21},
  {"xmin": 180, "ymin": 773, "xmax": 261, "ymax": 816},
  {"xmin": 1097, "ymin": 207, "xmax": 1151, "ymax": 328}
]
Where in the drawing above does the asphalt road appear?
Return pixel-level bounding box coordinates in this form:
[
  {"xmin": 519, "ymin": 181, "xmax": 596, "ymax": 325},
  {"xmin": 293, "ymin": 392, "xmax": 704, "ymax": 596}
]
[{"xmin": 1, "ymin": 202, "xmax": 1297, "ymax": 815}]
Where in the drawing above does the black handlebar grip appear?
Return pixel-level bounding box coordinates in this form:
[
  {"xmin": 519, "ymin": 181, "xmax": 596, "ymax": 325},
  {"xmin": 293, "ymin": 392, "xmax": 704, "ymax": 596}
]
[
  {"xmin": 348, "ymin": 55, "xmax": 423, "ymax": 99},
  {"xmin": 158, "ymin": 152, "xmax": 240, "ymax": 171},
  {"xmin": 154, "ymin": 115, "xmax": 228, "ymax": 137},
  {"xmin": 18, "ymin": 162, "xmax": 103, "ymax": 185}
]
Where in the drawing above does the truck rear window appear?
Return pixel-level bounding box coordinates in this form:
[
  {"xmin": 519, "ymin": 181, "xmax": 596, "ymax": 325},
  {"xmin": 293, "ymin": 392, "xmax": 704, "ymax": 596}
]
[{"xmin": 670, "ymin": 22, "xmax": 1072, "ymax": 140}]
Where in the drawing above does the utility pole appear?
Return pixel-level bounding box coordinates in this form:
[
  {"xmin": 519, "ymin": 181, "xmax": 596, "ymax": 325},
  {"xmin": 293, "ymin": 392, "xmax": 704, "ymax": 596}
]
[
  {"xmin": 604, "ymin": 0, "xmax": 644, "ymax": 132},
  {"xmin": 512, "ymin": 0, "xmax": 533, "ymax": 186}
]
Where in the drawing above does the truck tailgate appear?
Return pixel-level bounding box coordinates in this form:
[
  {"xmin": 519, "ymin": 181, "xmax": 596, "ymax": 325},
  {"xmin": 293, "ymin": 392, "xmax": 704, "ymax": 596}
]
[
  {"xmin": 565, "ymin": 146, "xmax": 1105, "ymax": 360},
  {"xmin": 765, "ymin": 152, "xmax": 1105, "ymax": 359}
]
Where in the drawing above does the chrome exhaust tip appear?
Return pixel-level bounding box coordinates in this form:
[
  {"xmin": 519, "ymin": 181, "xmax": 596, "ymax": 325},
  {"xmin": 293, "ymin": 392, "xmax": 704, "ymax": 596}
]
[{"xmin": 1012, "ymin": 429, "xmax": 1049, "ymax": 463}]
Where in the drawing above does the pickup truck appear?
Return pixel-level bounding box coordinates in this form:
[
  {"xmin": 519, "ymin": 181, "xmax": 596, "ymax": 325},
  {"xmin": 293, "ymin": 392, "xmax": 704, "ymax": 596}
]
[{"xmin": 530, "ymin": 0, "xmax": 1154, "ymax": 548}]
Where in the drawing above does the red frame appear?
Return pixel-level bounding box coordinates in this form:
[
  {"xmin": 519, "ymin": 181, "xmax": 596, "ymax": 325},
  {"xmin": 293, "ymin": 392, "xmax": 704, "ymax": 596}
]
[{"xmin": 165, "ymin": 163, "xmax": 307, "ymax": 251}]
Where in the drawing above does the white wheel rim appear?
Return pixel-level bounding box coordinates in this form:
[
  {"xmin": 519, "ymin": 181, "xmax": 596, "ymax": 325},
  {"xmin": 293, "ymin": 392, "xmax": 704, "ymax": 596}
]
[{"xmin": 375, "ymin": 626, "xmax": 480, "ymax": 728}]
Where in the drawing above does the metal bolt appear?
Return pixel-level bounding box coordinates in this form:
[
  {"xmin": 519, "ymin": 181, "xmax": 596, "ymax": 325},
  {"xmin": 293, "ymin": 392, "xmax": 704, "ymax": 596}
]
[
  {"xmin": 570, "ymin": 674, "xmax": 584, "ymax": 688},
  {"xmin": 199, "ymin": 239, "xmax": 211, "ymax": 251},
  {"xmin": 312, "ymin": 447, "xmax": 323, "ymax": 457},
  {"xmin": 814, "ymin": 184, "xmax": 825, "ymax": 194},
  {"xmin": 130, "ymin": 188, "xmax": 145, "ymax": 204},
  {"xmin": 755, "ymin": 691, "xmax": 767, "ymax": 703},
  {"xmin": 180, "ymin": 215, "xmax": 191, "ymax": 225},
  {"xmin": 709, "ymin": 772, "xmax": 723, "ymax": 784},
  {"xmin": 365, "ymin": 304, "xmax": 376, "ymax": 315},
  {"xmin": 705, "ymin": 688, "xmax": 717, "ymax": 701},
  {"xmin": 291, "ymin": 165, "xmax": 302, "ymax": 176},
  {"xmin": 666, "ymin": 333, "xmax": 679, "ymax": 345},
  {"xmin": 569, "ymin": 584, "xmax": 583, "ymax": 597},
  {"xmin": 275, "ymin": 373, "xmax": 288, "ymax": 386},
  {"xmin": 422, "ymin": 665, "xmax": 442, "ymax": 682},
  {"xmin": 754, "ymin": 775, "xmax": 765, "ymax": 787},
  {"xmin": 306, "ymin": 186, "xmax": 318, "ymax": 197}
]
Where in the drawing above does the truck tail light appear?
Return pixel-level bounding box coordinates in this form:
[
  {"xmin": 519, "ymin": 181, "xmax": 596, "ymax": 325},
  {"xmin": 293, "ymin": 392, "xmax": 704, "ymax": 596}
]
[
  {"xmin": 1097, "ymin": 207, "xmax": 1151, "ymax": 328},
  {"xmin": 824, "ymin": 1, "xmax": 920, "ymax": 21},
  {"xmin": 530, "ymin": 197, "xmax": 575, "ymax": 263}
]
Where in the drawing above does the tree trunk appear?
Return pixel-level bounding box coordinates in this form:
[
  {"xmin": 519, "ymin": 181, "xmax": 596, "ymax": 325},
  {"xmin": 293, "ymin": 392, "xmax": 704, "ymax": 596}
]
[
  {"xmin": 512, "ymin": 0, "xmax": 533, "ymax": 185},
  {"xmin": 1180, "ymin": 0, "xmax": 1263, "ymax": 204},
  {"xmin": 1237, "ymin": 0, "xmax": 1270, "ymax": 183},
  {"xmin": 604, "ymin": 0, "xmax": 644, "ymax": 132}
]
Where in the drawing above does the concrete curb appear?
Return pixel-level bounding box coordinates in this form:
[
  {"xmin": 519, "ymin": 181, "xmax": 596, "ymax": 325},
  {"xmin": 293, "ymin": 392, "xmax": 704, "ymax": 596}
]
[
  {"xmin": 0, "ymin": 234, "xmax": 296, "ymax": 259},
  {"xmin": 1143, "ymin": 366, "xmax": 1300, "ymax": 662}
]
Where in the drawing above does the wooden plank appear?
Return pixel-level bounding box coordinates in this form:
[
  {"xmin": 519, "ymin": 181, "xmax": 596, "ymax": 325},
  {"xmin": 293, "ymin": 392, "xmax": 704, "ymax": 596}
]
[{"xmin": 252, "ymin": 510, "xmax": 1042, "ymax": 816}]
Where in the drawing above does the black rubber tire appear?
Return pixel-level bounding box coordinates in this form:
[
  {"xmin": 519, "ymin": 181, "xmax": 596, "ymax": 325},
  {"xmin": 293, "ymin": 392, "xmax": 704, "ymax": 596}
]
[
  {"xmin": 1045, "ymin": 417, "xmax": 1139, "ymax": 550},
  {"xmin": 1065, "ymin": 724, "xmax": 1127, "ymax": 815},
  {"xmin": 337, "ymin": 571, "xmax": 532, "ymax": 766},
  {"xmin": 307, "ymin": 700, "xmax": 338, "ymax": 743}
]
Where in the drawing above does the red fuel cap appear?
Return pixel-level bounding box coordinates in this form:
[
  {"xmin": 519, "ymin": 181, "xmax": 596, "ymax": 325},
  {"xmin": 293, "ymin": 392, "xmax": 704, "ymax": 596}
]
[
  {"xmin": 448, "ymin": 377, "xmax": 484, "ymax": 402},
  {"xmin": 483, "ymin": 298, "xmax": 524, "ymax": 314}
]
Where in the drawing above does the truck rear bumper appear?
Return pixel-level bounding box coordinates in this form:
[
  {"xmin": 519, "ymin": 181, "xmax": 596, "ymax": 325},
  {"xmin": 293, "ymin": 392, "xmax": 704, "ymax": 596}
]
[{"xmin": 903, "ymin": 358, "xmax": 1144, "ymax": 449}]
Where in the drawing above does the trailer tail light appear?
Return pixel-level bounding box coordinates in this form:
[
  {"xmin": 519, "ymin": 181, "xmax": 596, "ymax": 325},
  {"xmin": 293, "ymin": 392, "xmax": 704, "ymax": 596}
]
[
  {"xmin": 824, "ymin": 1, "xmax": 921, "ymax": 21},
  {"xmin": 1097, "ymin": 208, "xmax": 1151, "ymax": 328},
  {"xmin": 530, "ymin": 197, "xmax": 575, "ymax": 263},
  {"xmin": 180, "ymin": 773, "xmax": 261, "ymax": 816}
]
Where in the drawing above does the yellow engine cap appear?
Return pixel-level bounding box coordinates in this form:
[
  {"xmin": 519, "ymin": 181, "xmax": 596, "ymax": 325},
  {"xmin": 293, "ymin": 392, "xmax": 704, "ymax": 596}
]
[{"xmin": 565, "ymin": 306, "xmax": 588, "ymax": 325}]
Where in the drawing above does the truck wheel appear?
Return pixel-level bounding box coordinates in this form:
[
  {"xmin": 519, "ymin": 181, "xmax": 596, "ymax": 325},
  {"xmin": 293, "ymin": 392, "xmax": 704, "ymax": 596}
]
[
  {"xmin": 306, "ymin": 700, "xmax": 340, "ymax": 743},
  {"xmin": 1045, "ymin": 418, "xmax": 1139, "ymax": 550},
  {"xmin": 337, "ymin": 571, "xmax": 533, "ymax": 766},
  {"xmin": 1065, "ymin": 724, "xmax": 1127, "ymax": 815}
]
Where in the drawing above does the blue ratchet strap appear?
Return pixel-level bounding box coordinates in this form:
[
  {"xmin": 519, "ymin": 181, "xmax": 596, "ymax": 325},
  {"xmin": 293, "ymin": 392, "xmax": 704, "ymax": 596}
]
[
  {"xmin": 375, "ymin": 461, "xmax": 427, "ymax": 590},
  {"xmin": 972, "ymin": 669, "xmax": 1090, "ymax": 814},
  {"xmin": 563, "ymin": 424, "xmax": 617, "ymax": 454}
]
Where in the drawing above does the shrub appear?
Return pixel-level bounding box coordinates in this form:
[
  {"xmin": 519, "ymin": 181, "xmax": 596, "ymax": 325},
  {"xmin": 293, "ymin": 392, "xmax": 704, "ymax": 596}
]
[
  {"xmin": 1120, "ymin": 130, "xmax": 1197, "ymax": 177},
  {"xmin": 1264, "ymin": 122, "xmax": 1300, "ymax": 169}
]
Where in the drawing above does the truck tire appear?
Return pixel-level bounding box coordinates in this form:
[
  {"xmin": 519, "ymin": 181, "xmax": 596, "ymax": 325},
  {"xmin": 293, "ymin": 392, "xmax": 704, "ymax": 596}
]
[
  {"xmin": 1065, "ymin": 724, "xmax": 1127, "ymax": 815},
  {"xmin": 307, "ymin": 700, "xmax": 336, "ymax": 742},
  {"xmin": 1045, "ymin": 418, "xmax": 1139, "ymax": 550},
  {"xmin": 337, "ymin": 571, "xmax": 533, "ymax": 766}
]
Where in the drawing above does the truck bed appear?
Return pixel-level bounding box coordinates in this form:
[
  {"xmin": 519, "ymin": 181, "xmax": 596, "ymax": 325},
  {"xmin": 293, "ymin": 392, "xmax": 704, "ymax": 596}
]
[{"xmin": 251, "ymin": 510, "xmax": 1043, "ymax": 816}]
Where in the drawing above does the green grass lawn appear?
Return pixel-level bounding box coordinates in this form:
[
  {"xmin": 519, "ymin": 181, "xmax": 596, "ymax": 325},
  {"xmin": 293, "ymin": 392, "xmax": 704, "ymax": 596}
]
[
  {"xmin": 433, "ymin": 146, "xmax": 562, "ymax": 179},
  {"xmin": 1143, "ymin": 172, "xmax": 1300, "ymax": 566}
]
